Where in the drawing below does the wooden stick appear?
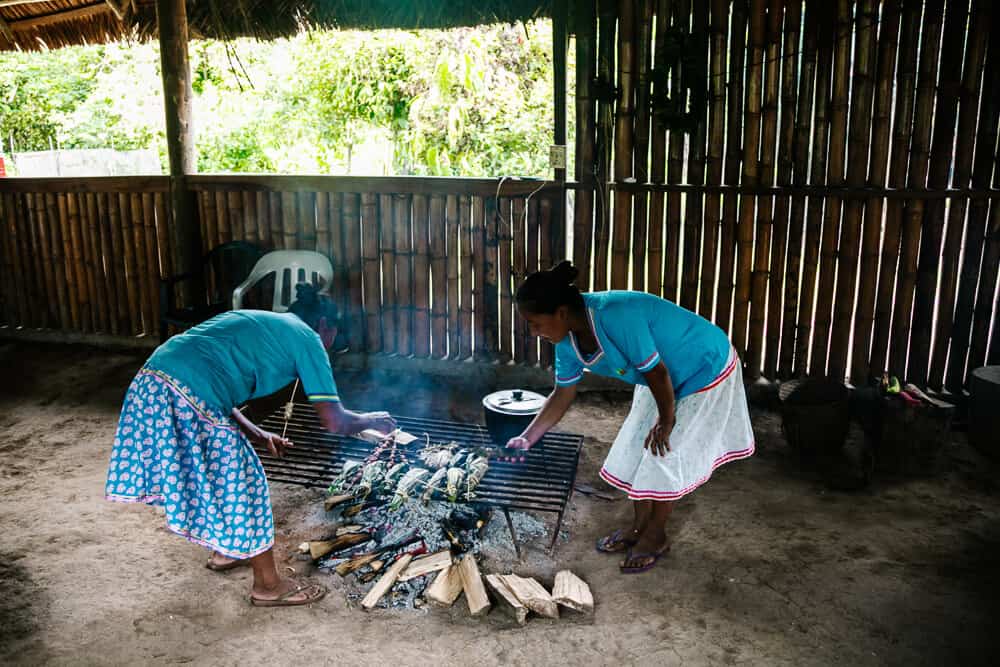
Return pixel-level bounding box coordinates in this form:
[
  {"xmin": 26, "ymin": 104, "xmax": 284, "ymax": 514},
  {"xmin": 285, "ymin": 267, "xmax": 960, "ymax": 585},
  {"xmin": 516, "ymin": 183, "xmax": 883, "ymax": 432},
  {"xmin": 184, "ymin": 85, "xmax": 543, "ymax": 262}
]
[
  {"xmin": 425, "ymin": 563, "xmax": 464, "ymax": 607},
  {"xmin": 268, "ymin": 192, "xmax": 282, "ymax": 250},
  {"xmin": 629, "ymin": 0, "xmax": 653, "ymax": 294},
  {"xmin": 67, "ymin": 193, "xmax": 92, "ymax": 332},
  {"xmin": 573, "ymin": 0, "xmax": 596, "ymax": 293},
  {"xmin": 360, "ymin": 193, "xmax": 382, "ymax": 352},
  {"xmin": 430, "ymin": 194, "xmax": 448, "ymax": 359},
  {"xmin": 459, "ymin": 195, "xmax": 474, "ymax": 360},
  {"xmin": 646, "ymin": 0, "xmax": 669, "ymax": 299},
  {"xmin": 552, "ymin": 570, "xmax": 594, "ymax": 614},
  {"xmin": 472, "ymin": 196, "xmax": 487, "ymax": 360},
  {"xmin": 498, "ymin": 196, "xmax": 513, "ymax": 363},
  {"xmin": 361, "ymin": 553, "xmax": 413, "ymax": 611},
  {"xmin": 682, "ymin": 0, "xmax": 709, "ymax": 314},
  {"xmin": 280, "ymin": 192, "xmax": 297, "ymax": 250},
  {"xmin": 456, "ymin": 553, "xmax": 490, "ymax": 617},
  {"xmin": 255, "ymin": 191, "xmax": 269, "ymax": 246},
  {"xmin": 593, "ymin": 0, "xmax": 615, "ymax": 292},
  {"xmin": 152, "ymin": 193, "xmax": 172, "ymax": 331},
  {"xmin": 481, "ymin": 196, "xmax": 499, "ymax": 360},
  {"xmin": 398, "ymin": 550, "xmax": 452, "ymax": 582},
  {"xmin": 512, "ymin": 197, "xmax": 527, "ymax": 363},
  {"xmin": 142, "ymin": 193, "xmax": 161, "ymax": 335},
  {"xmin": 130, "ymin": 193, "xmax": 154, "ymax": 335},
  {"xmin": 701, "ymin": 0, "xmax": 729, "ymax": 322},
  {"xmin": 242, "ymin": 191, "xmax": 257, "ymax": 243},
  {"xmin": 215, "ymin": 191, "xmax": 229, "ymax": 245},
  {"xmin": 525, "ymin": 197, "xmax": 540, "ymax": 365},
  {"xmin": 538, "ymin": 196, "xmax": 554, "ymax": 368},
  {"xmin": 47, "ymin": 193, "xmax": 71, "ymax": 330},
  {"xmin": 485, "ymin": 573, "xmax": 528, "ymax": 625},
  {"xmin": 412, "ymin": 193, "xmax": 431, "ymax": 358},
  {"xmin": 611, "ymin": 0, "xmax": 634, "ymax": 292},
  {"xmin": 497, "ymin": 574, "xmax": 558, "ymax": 619}
]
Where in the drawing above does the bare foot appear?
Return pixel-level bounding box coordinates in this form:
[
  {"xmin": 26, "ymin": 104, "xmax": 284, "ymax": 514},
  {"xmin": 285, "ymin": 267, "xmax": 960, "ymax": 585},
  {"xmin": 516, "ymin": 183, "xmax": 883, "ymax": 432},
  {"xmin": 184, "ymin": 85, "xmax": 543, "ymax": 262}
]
[{"xmin": 250, "ymin": 578, "xmax": 327, "ymax": 607}]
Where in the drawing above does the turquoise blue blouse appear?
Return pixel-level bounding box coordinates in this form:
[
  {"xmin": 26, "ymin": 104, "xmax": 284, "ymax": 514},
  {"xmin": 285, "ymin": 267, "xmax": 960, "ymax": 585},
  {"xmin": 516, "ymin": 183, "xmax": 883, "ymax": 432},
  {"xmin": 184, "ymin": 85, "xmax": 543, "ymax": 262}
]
[
  {"xmin": 145, "ymin": 310, "xmax": 339, "ymax": 414},
  {"xmin": 554, "ymin": 292, "xmax": 731, "ymax": 399}
]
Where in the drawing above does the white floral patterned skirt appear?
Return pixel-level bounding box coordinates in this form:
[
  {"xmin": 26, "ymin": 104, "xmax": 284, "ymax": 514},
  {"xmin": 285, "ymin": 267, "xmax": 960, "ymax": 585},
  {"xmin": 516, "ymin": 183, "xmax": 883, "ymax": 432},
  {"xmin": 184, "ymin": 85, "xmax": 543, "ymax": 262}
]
[
  {"xmin": 599, "ymin": 348, "xmax": 755, "ymax": 501},
  {"xmin": 105, "ymin": 368, "xmax": 274, "ymax": 559}
]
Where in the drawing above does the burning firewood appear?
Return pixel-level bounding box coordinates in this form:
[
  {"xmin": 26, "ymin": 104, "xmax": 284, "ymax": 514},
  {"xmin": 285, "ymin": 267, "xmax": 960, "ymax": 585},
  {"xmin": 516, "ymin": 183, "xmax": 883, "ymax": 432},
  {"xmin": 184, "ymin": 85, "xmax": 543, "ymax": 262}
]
[
  {"xmin": 307, "ymin": 532, "xmax": 371, "ymax": 560},
  {"xmin": 361, "ymin": 553, "xmax": 414, "ymax": 611},
  {"xmin": 398, "ymin": 550, "xmax": 452, "ymax": 582}
]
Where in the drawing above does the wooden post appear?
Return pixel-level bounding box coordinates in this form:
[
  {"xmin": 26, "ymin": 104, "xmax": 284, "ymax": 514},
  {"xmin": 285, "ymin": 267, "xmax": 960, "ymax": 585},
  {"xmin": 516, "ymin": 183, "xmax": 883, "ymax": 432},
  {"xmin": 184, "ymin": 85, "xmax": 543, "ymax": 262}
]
[
  {"xmin": 593, "ymin": 0, "xmax": 616, "ymax": 292},
  {"xmin": 155, "ymin": 0, "xmax": 201, "ymax": 297},
  {"xmin": 630, "ymin": 0, "xmax": 654, "ymax": 294},
  {"xmin": 611, "ymin": 0, "xmax": 635, "ymax": 291},
  {"xmin": 573, "ymin": 0, "xmax": 596, "ymax": 292}
]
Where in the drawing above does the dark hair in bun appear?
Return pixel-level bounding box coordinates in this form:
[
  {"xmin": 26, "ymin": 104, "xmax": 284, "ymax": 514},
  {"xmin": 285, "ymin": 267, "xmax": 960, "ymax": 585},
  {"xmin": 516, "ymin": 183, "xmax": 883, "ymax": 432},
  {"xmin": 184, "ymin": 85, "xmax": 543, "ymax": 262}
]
[
  {"xmin": 515, "ymin": 260, "xmax": 585, "ymax": 315},
  {"xmin": 289, "ymin": 282, "xmax": 340, "ymax": 331}
]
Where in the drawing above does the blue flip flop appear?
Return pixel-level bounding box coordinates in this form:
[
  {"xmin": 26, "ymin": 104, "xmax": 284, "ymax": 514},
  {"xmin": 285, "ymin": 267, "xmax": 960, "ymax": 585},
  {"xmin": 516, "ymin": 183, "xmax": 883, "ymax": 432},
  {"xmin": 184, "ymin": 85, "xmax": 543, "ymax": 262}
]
[
  {"xmin": 595, "ymin": 528, "xmax": 638, "ymax": 553},
  {"xmin": 620, "ymin": 545, "xmax": 670, "ymax": 574}
]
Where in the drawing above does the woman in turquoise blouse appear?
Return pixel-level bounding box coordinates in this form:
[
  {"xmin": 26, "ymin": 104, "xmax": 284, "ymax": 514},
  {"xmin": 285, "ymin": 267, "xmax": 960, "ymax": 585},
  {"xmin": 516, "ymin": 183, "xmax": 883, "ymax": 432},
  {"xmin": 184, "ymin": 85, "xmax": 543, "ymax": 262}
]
[
  {"xmin": 508, "ymin": 262, "xmax": 754, "ymax": 573},
  {"xmin": 105, "ymin": 284, "xmax": 395, "ymax": 606}
]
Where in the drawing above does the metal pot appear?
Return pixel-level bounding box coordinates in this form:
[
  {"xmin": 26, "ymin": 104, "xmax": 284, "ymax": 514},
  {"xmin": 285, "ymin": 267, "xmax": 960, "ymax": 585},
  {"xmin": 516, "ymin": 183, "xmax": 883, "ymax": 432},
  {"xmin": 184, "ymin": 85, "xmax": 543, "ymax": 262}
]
[{"xmin": 481, "ymin": 389, "xmax": 546, "ymax": 447}]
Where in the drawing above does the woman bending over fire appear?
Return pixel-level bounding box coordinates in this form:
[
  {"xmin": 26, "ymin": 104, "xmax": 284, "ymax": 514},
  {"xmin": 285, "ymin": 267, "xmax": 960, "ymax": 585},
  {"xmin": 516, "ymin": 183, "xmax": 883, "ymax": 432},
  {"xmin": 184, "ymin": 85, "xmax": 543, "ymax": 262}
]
[
  {"xmin": 507, "ymin": 261, "xmax": 754, "ymax": 573},
  {"xmin": 105, "ymin": 284, "xmax": 395, "ymax": 606}
]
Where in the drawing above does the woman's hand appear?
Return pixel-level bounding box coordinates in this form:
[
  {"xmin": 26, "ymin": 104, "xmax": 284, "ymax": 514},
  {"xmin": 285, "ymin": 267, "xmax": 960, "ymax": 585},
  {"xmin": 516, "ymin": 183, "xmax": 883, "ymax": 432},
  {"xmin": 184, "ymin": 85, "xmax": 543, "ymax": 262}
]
[
  {"xmin": 644, "ymin": 417, "xmax": 673, "ymax": 457},
  {"xmin": 362, "ymin": 411, "xmax": 397, "ymax": 434},
  {"xmin": 252, "ymin": 430, "xmax": 293, "ymax": 458},
  {"xmin": 501, "ymin": 436, "xmax": 532, "ymax": 463}
]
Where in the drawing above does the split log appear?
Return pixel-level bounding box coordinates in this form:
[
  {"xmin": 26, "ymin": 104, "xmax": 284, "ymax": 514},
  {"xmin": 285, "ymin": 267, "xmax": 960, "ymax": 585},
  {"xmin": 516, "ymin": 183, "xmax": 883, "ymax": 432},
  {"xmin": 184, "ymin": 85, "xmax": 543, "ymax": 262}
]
[
  {"xmin": 497, "ymin": 574, "xmax": 558, "ymax": 619},
  {"xmin": 398, "ymin": 550, "xmax": 452, "ymax": 582},
  {"xmin": 308, "ymin": 532, "xmax": 371, "ymax": 560},
  {"xmin": 323, "ymin": 493, "xmax": 356, "ymax": 511},
  {"xmin": 485, "ymin": 573, "xmax": 528, "ymax": 625},
  {"xmin": 457, "ymin": 553, "xmax": 491, "ymax": 616},
  {"xmin": 361, "ymin": 553, "xmax": 413, "ymax": 611},
  {"xmin": 552, "ymin": 570, "xmax": 594, "ymax": 614},
  {"xmin": 425, "ymin": 564, "xmax": 464, "ymax": 607}
]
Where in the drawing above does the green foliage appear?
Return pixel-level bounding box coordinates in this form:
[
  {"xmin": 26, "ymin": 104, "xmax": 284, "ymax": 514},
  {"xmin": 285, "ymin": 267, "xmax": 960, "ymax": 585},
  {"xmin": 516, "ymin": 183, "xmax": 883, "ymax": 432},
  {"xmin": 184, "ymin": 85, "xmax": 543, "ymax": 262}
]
[{"xmin": 0, "ymin": 22, "xmax": 564, "ymax": 178}]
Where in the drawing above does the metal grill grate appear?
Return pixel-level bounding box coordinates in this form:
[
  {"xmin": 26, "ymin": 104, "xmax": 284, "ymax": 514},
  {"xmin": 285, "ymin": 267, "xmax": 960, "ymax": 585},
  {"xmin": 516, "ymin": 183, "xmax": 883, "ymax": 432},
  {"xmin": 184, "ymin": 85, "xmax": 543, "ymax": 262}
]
[{"xmin": 253, "ymin": 402, "xmax": 584, "ymax": 553}]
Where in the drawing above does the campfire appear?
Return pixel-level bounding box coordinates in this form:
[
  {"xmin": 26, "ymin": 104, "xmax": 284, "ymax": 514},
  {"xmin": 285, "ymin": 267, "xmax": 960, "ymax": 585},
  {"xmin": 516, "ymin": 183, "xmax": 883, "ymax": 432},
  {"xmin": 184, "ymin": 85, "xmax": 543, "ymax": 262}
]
[{"xmin": 253, "ymin": 402, "xmax": 593, "ymax": 622}]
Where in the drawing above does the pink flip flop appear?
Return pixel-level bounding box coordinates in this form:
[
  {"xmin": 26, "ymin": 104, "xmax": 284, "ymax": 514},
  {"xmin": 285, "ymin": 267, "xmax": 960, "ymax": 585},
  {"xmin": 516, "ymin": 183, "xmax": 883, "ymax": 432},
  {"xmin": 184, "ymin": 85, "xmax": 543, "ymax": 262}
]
[{"xmin": 620, "ymin": 545, "xmax": 670, "ymax": 574}]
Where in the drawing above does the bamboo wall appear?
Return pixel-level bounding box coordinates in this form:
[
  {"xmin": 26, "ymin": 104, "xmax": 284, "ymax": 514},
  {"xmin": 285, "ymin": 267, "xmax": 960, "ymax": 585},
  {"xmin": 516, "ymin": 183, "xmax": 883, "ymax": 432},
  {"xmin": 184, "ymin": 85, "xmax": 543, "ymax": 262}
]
[
  {"xmin": 572, "ymin": 0, "xmax": 1000, "ymax": 392},
  {"xmin": 1, "ymin": 1, "xmax": 998, "ymax": 393}
]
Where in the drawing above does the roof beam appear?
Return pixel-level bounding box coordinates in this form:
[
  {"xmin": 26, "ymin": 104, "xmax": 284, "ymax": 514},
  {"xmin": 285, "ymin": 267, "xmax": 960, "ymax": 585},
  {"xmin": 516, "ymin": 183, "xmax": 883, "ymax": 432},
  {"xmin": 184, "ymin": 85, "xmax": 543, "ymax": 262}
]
[{"xmin": 4, "ymin": 2, "xmax": 115, "ymax": 31}]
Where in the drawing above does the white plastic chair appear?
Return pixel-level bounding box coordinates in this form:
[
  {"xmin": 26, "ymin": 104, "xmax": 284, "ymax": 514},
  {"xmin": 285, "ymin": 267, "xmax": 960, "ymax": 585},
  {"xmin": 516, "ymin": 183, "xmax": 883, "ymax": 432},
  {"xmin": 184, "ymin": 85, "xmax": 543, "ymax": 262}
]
[{"xmin": 231, "ymin": 250, "xmax": 334, "ymax": 312}]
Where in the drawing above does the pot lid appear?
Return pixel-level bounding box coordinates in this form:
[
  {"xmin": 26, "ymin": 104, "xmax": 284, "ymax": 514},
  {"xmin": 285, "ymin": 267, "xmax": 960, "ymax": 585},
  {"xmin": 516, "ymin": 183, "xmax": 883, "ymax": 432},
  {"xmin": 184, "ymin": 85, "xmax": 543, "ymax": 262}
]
[{"xmin": 482, "ymin": 389, "xmax": 546, "ymax": 415}]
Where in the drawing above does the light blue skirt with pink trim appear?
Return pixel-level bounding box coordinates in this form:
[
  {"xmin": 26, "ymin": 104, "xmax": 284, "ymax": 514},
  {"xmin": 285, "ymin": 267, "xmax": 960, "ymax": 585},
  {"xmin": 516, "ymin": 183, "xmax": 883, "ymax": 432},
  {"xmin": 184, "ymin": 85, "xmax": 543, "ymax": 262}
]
[{"xmin": 105, "ymin": 368, "xmax": 274, "ymax": 560}]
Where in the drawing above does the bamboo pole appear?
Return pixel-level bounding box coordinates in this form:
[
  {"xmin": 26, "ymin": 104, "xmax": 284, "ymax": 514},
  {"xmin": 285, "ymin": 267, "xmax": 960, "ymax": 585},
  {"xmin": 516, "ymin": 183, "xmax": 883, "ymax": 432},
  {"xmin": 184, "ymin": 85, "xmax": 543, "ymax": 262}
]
[
  {"xmin": 910, "ymin": 0, "xmax": 971, "ymax": 388},
  {"xmin": 733, "ymin": 0, "xmax": 766, "ymax": 361},
  {"xmin": 97, "ymin": 193, "xmax": 122, "ymax": 335},
  {"xmin": 968, "ymin": 200, "xmax": 1000, "ymax": 370},
  {"xmin": 0, "ymin": 197, "xmax": 18, "ymax": 326},
  {"xmin": 142, "ymin": 193, "xmax": 160, "ymax": 335},
  {"xmin": 890, "ymin": 0, "xmax": 944, "ymax": 381},
  {"xmin": 512, "ymin": 196, "xmax": 527, "ymax": 363},
  {"xmin": 828, "ymin": 0, "xmax": 878, "ymax": 382},
  {"xmin": 459, "ymin": 195, "xmax": 474, "ymax": 360},
  {"xmin": 81, "ymin": 193, "xmax": 105, "ymax": 332},
  {"xmin": 360, "ymin": 192, "xmax": 382, "ymax": 352},
  {"xmin": 394, "ymin": 194, "xmax": 414, "ymax": 357},
  {"xmin": 446, "ymin": 194, "xmax": 461, "ymax": 359},
  {"xmin": 201, "ymin": 191, "xmax": 218, "ymax": 253},
  {"xmin": 342, "ymin": 193, "xmax": 364, "ymax": 351},
  {"xmin": 646, "ymin": 0, "xmax": 670, "ymax": 299},
  {"xmin": 241, "ymin": 191, "xmax": 257, "ymax": 244},
  {"xmin": 593, "ymin": 0, "xmax": 616, "ymax": 291},
  {"xmin": 55, "ymin": 193, "xmax": 79, "ymax": 330},
  {"xmin": 315, "ymin": 191, "xmax": 331, "ymax": 278},
  {"xmin": 429, "ymin": 194, "xmax": 448, "ymax": 359},
  {"xmin": 574, "ymin": 0, "xmax": 596, "ymax": 293},
  {"xmin": 35, "ymin": 193, "xmax": 60, "ymax": 327},
  {"xmin": 379, "ymin": 194, "xmax": 397, "ymax": 354},
  {"xmin": 19, "ymin": 194, "xmax": 45, "ymax": 328},
  {"xmin": 719, "ymin": 0, "xmax": 748, "ymax": 335},
  {"xmin": 808, "ymin": 0, "xmax": 851, "ymax": 377},
  {"xmin": 630, "ymin": 0, "xmax": 654, "ymax": 293},
  {"xmin": 328, "ymin": 193, "xmax": 345, "ymax": 316},
  {"xmin": 526, "ymin": 196, "xmax": 541, "ymax": 365},
  {"xmin": 281, "ymin": 192, "xmax": 298, "ymax": 251},
  {"xmin": 481, "ymin": 196, "xmax": 500, "ymax": 360},
  {"xmin": 794, "ymin": 4, "xmax": 834, "ymax": 377},
  {"xmin": 226, "ymin": 191, "xmax": 243, "ymax": 243},
  {"xmin": 471, "ymin": 196, "xmax": 488, "ymax": 360},
  {"xmin": 255, "ymin": 191, "xmax": 269, "ymax": 247},
  {"xmin": 870, "ymin": 1, "xmax": 922, "ymax": 379},
  {"xmin": 4, "ymin": 195, "xmax": 30, "ymax": 327},
  {"xmin": 746, "ymin": 0, "xmax": 781, "ymax": 378},
  {"xmin": 130, "ymin": 193, "xmax": 155, "ymax": 335},
  {"xmin": 849, "ymin": 0, "xmax": 902, "ymax": 384},
  {"xmin": 764, "ymin": 0, "xmax": 800, "ymax": 379},
  {"xmin": 947, "ymin": 3, "xmax": 999, "ymax": 390},
  {"xmin": 269, "ymin": 193, "xmax": 283, "ymax": 250},
  {"xmin": 47, "ymin": 193, "xmax": 72, "ymax": 330},
  {"xmin": 611, "ymin": 0, "xmax": 636, "ymax": 291},
  {"xmin": 682, "ymin": 0, "xmax": 709, "ymax": 314},
  {"xmin": 298, "ymin": 192, "xmax": 316, "ymax": 254},
  {"xmin": 413, "ymin": 194, "xmax": 431, "ymax": 358},
  {"xmin": 116, "ymin": 193, "xmax": 141, "ymax": 334},
  {"xmin": 214, "ymin": 191, "xmax": 229, "ymax": 245},
  {"xmin": 498, "ymin": 196, "xmax": 513, "ymax": 362},
  {"xmin": 539, "ymin": 195, "xmax": 555, "ymax": 368},
  {"xmin": 65, "ymin": 193, "xmax": 92, "ymax": 332},
  {"xmin": 663, "ymin": 0, "xmax": 690, "ymax": 303},
  {"xmin": 153, "ymin": 192, "xmax": 173, "ymax": 309}
]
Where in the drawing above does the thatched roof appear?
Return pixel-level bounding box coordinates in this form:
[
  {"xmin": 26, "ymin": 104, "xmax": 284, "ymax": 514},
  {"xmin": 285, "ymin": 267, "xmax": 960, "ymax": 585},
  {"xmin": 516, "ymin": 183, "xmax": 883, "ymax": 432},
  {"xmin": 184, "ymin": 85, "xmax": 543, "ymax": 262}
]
[{"xmin": 0, "ymin": 0, "xmax": 554, "ymax": 52}]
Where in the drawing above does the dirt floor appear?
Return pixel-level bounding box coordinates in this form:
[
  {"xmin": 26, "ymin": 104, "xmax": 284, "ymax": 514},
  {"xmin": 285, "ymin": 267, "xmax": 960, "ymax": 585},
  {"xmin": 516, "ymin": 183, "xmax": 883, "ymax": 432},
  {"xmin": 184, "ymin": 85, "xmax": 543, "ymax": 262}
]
[{"xmin": 0, "ymin": 340, "xmax": 997, "ymax": 666}]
